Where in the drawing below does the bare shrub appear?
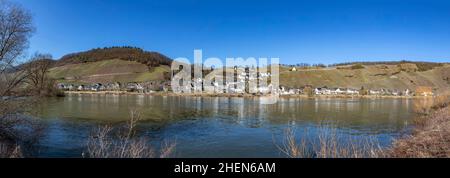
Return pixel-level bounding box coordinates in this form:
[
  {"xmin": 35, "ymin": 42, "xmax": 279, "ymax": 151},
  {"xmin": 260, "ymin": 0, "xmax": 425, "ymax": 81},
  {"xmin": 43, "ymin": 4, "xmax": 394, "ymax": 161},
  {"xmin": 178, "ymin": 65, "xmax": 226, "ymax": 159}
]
[
  {"xmin": 277, "ymin": 125, "xmax": 385, "ymax": 158},
  {"xmin": 276, "ymin": 128, "xmax": 309, "ymax": 158},
  {"xmin": 22, "ymin": 53, "xmax": 63, "ymax": 97},
  {"xmin": 389, "ymin": 92, "xmax": 450, "ymax": 158},
  {"xmin": 0, "ymin": 142, "xmax": 23, "ymax": 158},
  {"xmin": 390, "ymin": 106, "xmax": 450, "ymax": 158},
  {"xmin": 0, "ymin": 98, "xmax": 44, "ymax": 157},
  {"xmin": 413, "ymin": 98, "xmax": 434, "ymax": 115},
  {"xmin": 413, "ymin": 93, "xmax": 450, "ymax": 116},
  {"xmin": 160, "ymin": 139, "xmax": 177, "ymax": 158},
  {"xmin": 431, "ymin": 93, "xmax": 450, "ymax": 109},
  {"xmin": 85, "ymin": 109, "xmax": 176, "ymax": 158}
]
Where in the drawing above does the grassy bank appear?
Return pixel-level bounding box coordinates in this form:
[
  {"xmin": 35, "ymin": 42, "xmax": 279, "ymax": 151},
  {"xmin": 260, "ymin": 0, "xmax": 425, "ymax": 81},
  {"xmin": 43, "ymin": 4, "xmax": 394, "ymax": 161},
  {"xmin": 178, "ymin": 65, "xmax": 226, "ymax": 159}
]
[{"xmin": 389, "ymin": 95, "xmax": 450, "ymax": 158}]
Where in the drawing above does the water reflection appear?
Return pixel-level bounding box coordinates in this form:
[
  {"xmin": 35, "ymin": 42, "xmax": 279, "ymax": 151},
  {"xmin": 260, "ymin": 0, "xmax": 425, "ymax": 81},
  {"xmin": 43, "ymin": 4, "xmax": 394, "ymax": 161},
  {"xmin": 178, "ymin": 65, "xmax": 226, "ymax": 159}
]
[{"xmin": 35, "ymin": 94, "xmax": 414, "ymax": 158}]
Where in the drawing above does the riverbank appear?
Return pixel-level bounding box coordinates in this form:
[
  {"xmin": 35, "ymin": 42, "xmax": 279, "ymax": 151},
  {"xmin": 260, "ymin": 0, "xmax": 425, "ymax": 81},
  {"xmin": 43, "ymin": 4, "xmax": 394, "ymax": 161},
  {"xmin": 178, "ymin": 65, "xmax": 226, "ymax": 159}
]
[
  {"xmin": 390, "ymin": 103, "xmax": 450, "ymax": 158},
  {"xmin": 63, "ymin": 91, "xmax": 424, "ymax": 99}
]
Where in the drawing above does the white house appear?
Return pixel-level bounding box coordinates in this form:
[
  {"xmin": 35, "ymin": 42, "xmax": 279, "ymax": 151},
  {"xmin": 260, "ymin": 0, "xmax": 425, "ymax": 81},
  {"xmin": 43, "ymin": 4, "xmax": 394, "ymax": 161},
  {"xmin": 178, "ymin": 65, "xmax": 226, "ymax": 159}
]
[
  {"xmin": 314, "ymin": 88, "xmax": 321, "ymax": 95},
  {"xmin": 346, "ymin": 88, "xmax": 359, "ymax": 95},
  {"xmin": 335, "ymin": 88, "xmax": 346, "ymax": 95},
  {"xmin": 322, "ymin": 88, "xmax": 332, "ymax": 95},
  {"xmin": 258, "ymin": 86, "xmax": 270, "ymax": 94},
  {"xmin": 391, "ymin": 90, "xmax": 399, "ymax": 96},
  {"xmin": 369, "ymin": 90, "xmax": 381, "ymax": 95},
  {"xmin": 404, "ymin": 89, "xmax": 411, "ymax": 96}
]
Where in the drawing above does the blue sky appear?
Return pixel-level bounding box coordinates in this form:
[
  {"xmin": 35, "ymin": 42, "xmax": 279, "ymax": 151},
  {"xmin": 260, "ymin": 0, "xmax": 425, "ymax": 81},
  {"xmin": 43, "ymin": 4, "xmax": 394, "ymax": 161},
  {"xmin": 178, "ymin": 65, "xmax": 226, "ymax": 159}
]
[{"xmin": 15, "ymin": 0, "xmax": 450, "ymax": 64}]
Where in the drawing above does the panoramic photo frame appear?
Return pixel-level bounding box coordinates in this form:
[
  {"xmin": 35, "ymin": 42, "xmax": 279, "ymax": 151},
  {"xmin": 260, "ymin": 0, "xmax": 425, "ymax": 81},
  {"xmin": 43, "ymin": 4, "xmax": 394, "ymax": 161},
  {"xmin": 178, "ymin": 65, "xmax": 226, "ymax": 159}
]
[{"xmin": 0, "ymin": 0, "xmax": 449, "ymax": 177}]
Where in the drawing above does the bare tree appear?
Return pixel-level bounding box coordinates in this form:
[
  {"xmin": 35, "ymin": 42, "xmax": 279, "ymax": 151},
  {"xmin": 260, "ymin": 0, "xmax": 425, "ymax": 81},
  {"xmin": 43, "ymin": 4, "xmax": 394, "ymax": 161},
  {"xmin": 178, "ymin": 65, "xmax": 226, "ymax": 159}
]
[
  {"xmin": 0, "ymin": 0, "xmax": 42, "ymax": 158},
  {"xmin": 0, "ymin": 0, "xmax": 34, "ymax": 63},
  {"xmin": 0, "ymin": 0, "xmax": 34, "ymax": 96},
  {"xmin": 24, "ymin": 53, "xmax": 54, "ymax": 96}
]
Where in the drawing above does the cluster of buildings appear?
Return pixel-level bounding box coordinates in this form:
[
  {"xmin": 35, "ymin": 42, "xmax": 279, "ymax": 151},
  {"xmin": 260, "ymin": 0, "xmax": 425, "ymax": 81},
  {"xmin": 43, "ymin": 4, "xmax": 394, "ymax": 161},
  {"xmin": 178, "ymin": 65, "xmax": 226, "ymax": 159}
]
[
  {"xmin": 278, "ymin": 86, "xmax": 434, "ymax": 97},
  {"xmin": 172, "ymin": 70, "xmax": 275, "ymax": 94},
  {"xmin": 57, "ymin": 81, "xmax": 171, "ymax": 93},
  {"xmin": 57, "ymin": 67, "xmax": 434, "ymax": 97},
  {"xmin": 313, "ymin": 87, "xmax": 360, "ymax": 96},
  {"xmin": 58, "ymin": 81, "xmax": 434, "ymax": 97},
  {"xmin": 57, "ymin": 79, "xmax": 434, "ymax": 97}
]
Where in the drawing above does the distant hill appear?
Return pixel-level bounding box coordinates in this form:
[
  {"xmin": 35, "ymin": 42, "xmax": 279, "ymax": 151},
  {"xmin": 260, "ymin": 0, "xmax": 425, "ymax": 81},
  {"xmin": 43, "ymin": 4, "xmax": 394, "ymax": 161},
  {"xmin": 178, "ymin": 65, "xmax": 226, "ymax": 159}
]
[
  {"xmin": 279, "ymin": 63, "xmax": 450, "ymax": 92},
  {"xmin": 48, "ymin": 47, "xmax": 172, "ymax": 84},
  {"xmin": 49, "ymin": 59, "xmax": 171, "ymax": 84},
  {"xmin": 56, "ymin": 46, "xmax": 172, "ymax": 69},
  {"xmin": 328, "ymin": 61, "xmax": 446, "ymax": 72},
  {"xmin": 47, "ymin": 47, "xmax": 450, "ymax": 92}
]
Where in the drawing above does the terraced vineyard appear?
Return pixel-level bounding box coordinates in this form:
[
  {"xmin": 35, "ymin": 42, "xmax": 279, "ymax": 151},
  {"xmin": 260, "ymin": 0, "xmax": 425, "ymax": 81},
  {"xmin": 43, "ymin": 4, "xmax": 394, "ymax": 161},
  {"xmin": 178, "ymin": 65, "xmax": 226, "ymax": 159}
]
[
  {"xmin": 278, "ymin": 64, "xmax": 450, "ymax": 91},
  {"xmin": 49, "ymin": 59, "xmax": 170, "ymax": 84}
]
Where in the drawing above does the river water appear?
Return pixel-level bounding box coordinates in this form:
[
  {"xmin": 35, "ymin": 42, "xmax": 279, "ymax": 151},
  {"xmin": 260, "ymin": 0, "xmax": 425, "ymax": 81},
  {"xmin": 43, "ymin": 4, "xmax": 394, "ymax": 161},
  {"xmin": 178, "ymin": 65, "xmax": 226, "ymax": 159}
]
[{"xmin": 33, "ymin": 94, "xmax": 414, "ymax": 158}]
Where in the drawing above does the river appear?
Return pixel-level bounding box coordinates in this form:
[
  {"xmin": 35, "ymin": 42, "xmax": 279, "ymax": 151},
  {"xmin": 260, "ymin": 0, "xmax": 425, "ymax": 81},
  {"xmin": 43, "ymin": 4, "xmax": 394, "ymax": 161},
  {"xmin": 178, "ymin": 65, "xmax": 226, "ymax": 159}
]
[{"xmin": 33, "ymin": 94, "xmax": 414, "ymax": 158}]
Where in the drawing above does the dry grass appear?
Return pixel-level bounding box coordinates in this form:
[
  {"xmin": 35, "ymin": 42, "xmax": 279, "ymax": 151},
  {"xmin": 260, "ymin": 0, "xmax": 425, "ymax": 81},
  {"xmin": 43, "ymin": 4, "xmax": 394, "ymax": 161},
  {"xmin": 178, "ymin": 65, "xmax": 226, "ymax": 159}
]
[
  {"xmin": 0, "ymin": 143, "xmax": 23, "ymax": 158},
  {"xmin": 413, "ymin": 92, "xmax": 450, "ymax": 115},
  {"xmin": 277, "ymin": 126, "xmax": 385, "ymax": 158},
  {"xmin": 0, "ymin": 99, "xmax": 44, "ymax": 158},
  {"xmin": 390, "ymin": 105, "xmax": 450, "ymax": 158},
  {"xmin": 390, "ymin": 91, "xmax": 450, "ymax": 158},
  {"xmin": 431, "ymin": 93, "xmax": 450, "ymax": 109},
  {"xmin": 413, "ymin": 98, "xmax": 435, "ymax": 115},
  {"xmin": 277, "ymin": 128, "xmax": 309, "ymax": 158},
  {"xmin": 85, "ymin": 109, "xmax": 176, "ymax": 158}
]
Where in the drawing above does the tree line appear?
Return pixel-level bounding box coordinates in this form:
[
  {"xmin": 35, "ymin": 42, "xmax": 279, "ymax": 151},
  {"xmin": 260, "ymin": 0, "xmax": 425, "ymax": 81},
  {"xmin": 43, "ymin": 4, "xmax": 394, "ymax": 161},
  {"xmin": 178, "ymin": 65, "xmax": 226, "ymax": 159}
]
[
  {"xmin": 56, "ymin": 46, "xmax": 173, "ymax": 69},
  {"xmin": 328, "ymin": 60, "xmax": 445, "ymax": 71},
  {"xmin": 284, "ymin": 60, "xmax": 445, "ymax": 72}
]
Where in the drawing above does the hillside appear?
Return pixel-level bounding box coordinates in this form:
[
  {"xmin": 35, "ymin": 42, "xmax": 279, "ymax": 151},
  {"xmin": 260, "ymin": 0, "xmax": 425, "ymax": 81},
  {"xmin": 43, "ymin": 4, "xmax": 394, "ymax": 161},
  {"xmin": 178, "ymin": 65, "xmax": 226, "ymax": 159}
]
[
  {"xmin": 278, "ymin": 63, "xmax": 450, "ymax": 92},
  {"xmin": 48, "ymin": 47, "xmax": 172, "ymax": 84},
  {"xmin": 56, "ymin": 46, "xmax": 172, "ymax": 69},
  {"xmin": 50, "ymin": 60, "xmax": 449, "ymax": 92},
  {"xmin": 47, "ymin": 47, "xmax": 449, "ymax": 91},
  {"xmin": 49, "ymin": 59, "xmax": 170, "ymax": 84}
]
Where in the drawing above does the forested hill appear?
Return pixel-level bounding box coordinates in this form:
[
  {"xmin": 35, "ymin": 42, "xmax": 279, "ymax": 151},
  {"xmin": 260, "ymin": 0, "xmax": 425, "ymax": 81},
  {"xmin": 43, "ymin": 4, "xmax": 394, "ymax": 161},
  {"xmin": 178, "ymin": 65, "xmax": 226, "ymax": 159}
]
[{"xmin": 55, "ymin": 47, "xmax": 172, "ymax": 68}]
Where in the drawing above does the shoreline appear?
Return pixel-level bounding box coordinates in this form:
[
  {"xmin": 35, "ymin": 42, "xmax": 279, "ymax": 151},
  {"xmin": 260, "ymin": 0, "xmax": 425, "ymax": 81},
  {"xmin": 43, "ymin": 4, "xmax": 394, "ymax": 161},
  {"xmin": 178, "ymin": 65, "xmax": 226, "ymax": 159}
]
[
  {"xmin": 63, "ymin": 91, "xmax": 430, "ymax": 99},
  {"xmin": 390, "ymin": 101, "xmax": 450, "ymax": 158}
]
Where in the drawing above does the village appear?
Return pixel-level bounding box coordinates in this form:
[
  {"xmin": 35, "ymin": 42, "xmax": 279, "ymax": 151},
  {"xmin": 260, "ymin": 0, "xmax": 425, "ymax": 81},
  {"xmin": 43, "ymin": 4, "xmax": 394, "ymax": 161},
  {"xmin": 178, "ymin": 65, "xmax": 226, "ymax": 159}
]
[
  {"xmin": 57, "ymin": 81, "xmax": 171, "ymax": 94},
  {"xmin": 57, "ymin": 69, "xmax": 435, "ymax": 97},
  {"xmin": 57, "ymin": 82, "xmax": 434, "ymax": 97}
]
